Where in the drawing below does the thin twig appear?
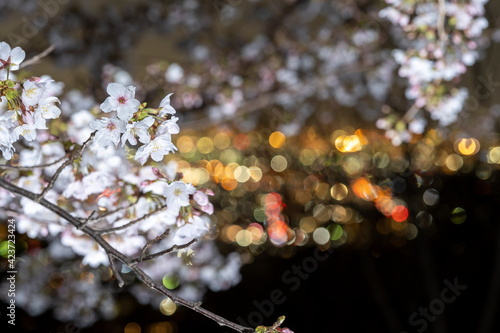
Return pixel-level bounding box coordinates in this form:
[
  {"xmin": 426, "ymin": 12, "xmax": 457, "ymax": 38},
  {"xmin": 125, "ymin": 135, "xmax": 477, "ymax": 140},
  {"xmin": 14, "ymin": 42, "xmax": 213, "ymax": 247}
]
[
  {"xmin": 96, "ymin": 204, "xmax": 168, "ymax": 234},
  {"xmin": 35, "ymin": 131, "xmax": 96, "ymax": 202},
  {"xmin": 132, "ymin": 238, "xmax": 198, "ymax": 264},
  {"xmin": 437, "ymin": 0, "xmax": 448, "ymax": 42},
  {"xmin": 82, "ymin": 197, "xmax": 141, "ymax": 224},
  {"xmin": 107, "ymin": 253, "xmax": 125, "ymax": 287},
  {"xmin": 0, "ymin": 154, "xmax": 66, "ymax": 170},
  {"xmin": 20, "ymin": 45, "xmax": 56, "ymax": 69},
  {"xmin": 402, "ymin": 102, "xmax": 420, "ymax": 122},
  {"xmin": 78, "ymin": 210, "xmax": 97, "ymax": 230},
  {"xmin": 140, "ymin": 228, "xmax": 170, "ymax": 261}
]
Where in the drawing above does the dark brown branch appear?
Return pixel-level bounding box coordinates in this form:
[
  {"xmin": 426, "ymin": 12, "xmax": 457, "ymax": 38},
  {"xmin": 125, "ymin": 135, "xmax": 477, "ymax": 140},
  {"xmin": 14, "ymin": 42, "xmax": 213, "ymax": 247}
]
[
  {"xmin": 107, "ymin": 253, "xmax": 125, "ymax": 288},
  {"xmin": 78, "ymin": 210, "xmax": 97, "ymax": 230},
  {"xmin": 35, "ymin": 131, "xmax": 96, "ymax": 202},
  {"xmin": 0, "ymin": 177, "xmax": 253, "ymax": 333},
  {"xmin": 140, "ymin": 228, "xmax": 171, "ymax": 261}
]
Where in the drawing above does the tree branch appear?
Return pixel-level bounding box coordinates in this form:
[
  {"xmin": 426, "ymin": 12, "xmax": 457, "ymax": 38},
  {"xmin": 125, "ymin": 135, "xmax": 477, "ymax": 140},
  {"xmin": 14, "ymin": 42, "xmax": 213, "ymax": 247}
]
[
  {"xmin": 35, "ymin": 131, "xmax": 96, "ymax": 202},
  {"xmin": 20, "ymin": 45, "xmax": 56, "ymax": 69},
  {"xmin": 0, "ymin": 176, "xmax": 254, "ymax": 333},
  {"xmin": 132, "ymin": 238, "xmax": 198, "ymax": 264}
]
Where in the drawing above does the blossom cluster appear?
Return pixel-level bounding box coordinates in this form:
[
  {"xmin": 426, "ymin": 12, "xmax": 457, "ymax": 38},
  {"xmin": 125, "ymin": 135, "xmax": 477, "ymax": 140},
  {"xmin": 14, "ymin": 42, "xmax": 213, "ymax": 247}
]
[
  {"xmin": 0, "ymin": 41, "xmax": 63, "ymax": 159},
  {"xmin": 0, "ymin": 41, "xmax": 242, "ymax": 327},
  {"xmin": 378, "ymin": 0, "xmax": 489, "ymax": 144},
  {"xmin": 91, "ymin": 82, "xmax": 179, "ymax": 165}
]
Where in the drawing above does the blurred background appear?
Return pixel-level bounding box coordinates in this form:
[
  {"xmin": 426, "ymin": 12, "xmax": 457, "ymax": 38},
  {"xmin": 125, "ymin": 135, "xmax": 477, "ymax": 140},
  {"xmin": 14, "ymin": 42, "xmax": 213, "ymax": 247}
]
[{"xmin": 1, "ymin": 0, "xmax": 500, "ymax": 332}]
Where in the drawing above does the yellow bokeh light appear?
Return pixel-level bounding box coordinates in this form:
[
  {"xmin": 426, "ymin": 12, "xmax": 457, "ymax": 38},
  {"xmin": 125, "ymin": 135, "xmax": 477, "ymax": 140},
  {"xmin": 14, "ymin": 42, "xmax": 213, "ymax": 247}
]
[
  {"xmin": 335, "ymin": 131, "xmax": 367, "ymax": 153},
  {"xmin": 235, "ymin": 229, "xmax": 253, "ymax": 246},
  {"xmin": 177, "ymin": 136, "xmax": 195, "ymax": 153},
  {"xmin": 299, "ymin": 216, "xmax": 317, "ymax": 233},
  {"xmin": 445, "ymin": 154, "xmax": 464, "ymax": 172},
  {"xmin": 455, "ymin": 138, "xmax": 480, "ymax": 156},
  {"xmin": 247, "ymin": 224, "xmax": 265, "ymax": 244},
  {"xmin": 214, "ymin": 132, "xmax": 231, "ymax": 150},
  {"xmin": 488, "ymin": 147, "xmax": 500, "ymax": 164},
  {"xmin": 271, "ymin": 155, "xmax": 288, "ymax": 172},
  {"xmin": 221, "ymin": 177, "xmax": 238, "ymax": 191},
  {"xmin": 124, "ymin": 322, "xmax": 141, "ymax": 333},
  {"xmin": 224, "ymin": 162, "xmax": 239, "ymax": 179},
  {"xmin": 222, "ymin": 225, "xmax": 242, "ymax": 242},
  {"xmin": 234, "ymin": 166, "xmax": 251, "ymax": 182},
  {"xmin": 159, "ymin": 298, "xmax": 177, "ymax": 316},
  {"xmin": 197, "ymin": 137, "xmax": 215, "ymax": 154},
  {"xmin": 249, "ymin": 166, "xmax": 263, "ymax": 182},
  {"xmin": 269, "ymin": 131, "xmax": 286, "ymax": 148},
  {"xmin": 330, "ymin": 183, "xmax": 348, "ymax": 200}
]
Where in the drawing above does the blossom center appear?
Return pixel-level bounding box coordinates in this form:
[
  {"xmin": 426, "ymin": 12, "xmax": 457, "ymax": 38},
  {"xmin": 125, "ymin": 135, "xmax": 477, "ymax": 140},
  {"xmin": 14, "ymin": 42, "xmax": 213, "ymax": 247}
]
[{"xmin": 118, "ymin": 96, "xmax": 127, "ymax": 104}]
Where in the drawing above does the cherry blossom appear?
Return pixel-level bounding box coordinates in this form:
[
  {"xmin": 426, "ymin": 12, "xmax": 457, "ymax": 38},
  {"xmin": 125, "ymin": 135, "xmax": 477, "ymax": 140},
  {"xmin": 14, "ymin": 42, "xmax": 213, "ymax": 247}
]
[
  {"xmin": 0, "ymin": 41, "xmax": 25, "ymax": 79},
  {"xmin": 158, "ymin": 93, "xmax": 176, "ymax": 116},
  {"xmin": 134, "ymin": 135, "xmax": 177, "ymax": 165},
  {"xmin": 100, "ymin": 82, "xmax": 141, "ymax": 121},
  {"xmin": 90, "ymin": 117, "xmax": 126, "ymax": 148},
  {"xmin": 121, "ymin": 116, "xmax": 154, "ymax": 146},
  {"xmin": 164, "ymin": 181, "xmax": 196, "ymax": 208}
]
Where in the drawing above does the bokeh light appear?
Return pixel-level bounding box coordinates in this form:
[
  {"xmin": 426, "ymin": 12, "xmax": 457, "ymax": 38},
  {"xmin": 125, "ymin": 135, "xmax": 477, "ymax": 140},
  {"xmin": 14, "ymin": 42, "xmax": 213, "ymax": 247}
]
[{"xmin": 159, "ymin": 298, "xmax": 177, "ymax": 316}]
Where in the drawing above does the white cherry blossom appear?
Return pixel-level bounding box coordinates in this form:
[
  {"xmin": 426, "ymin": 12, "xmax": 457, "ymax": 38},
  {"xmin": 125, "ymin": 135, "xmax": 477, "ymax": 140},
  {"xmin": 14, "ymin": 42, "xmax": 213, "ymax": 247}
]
[
  {"xmin": 164, "ymin": 181, "xmax": 196, "ymax": 208},
  {"xmin": 90, "ymin": 117, "xmax": 126, "ymax": 148},
  {"xmin": 134, "ymin": 135, "xmax": 177, "ymax": 165},
  {"xmin": 121, "ymin": 116, "xmax": 154, "ymax": 146},
  {"xmin": 100, "ymin": 82, "xmax": 141, "ymax": 121},
  {"xmin": 0, "ymin": 41, "xmax": 25, "ymax": 79},
  {"xmin": 158, "ymin": 93, "xmax": 176, "ymax": 116}
]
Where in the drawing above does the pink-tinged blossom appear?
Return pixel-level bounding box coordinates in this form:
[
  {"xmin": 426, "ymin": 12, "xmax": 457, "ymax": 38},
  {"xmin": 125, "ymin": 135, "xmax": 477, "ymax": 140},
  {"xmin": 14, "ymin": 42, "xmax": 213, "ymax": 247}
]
[
  {"xmin": 121, "ymin": 116, "xmax": 154, "ymax": 146},
  {"xmin": 134, "ymin": 135, "xmax": 177, "ymax": 165},
  {"xmin": 156, "ymin": 116, "xmax": 180, "ymax": 136},
  {"xmin": 199, "ymin": 202, "xmax": 214, "ymax": 215},
  {"xmin": 158, "ymin": 93, "xmax": 176, "ymax": 116},
  {"xmin": 0, "ymin": 41, "xmax": 25, "ymax": 79},
  {"xmin": 90, "ymin": 117, "xmax": 126, "ymax": 148},
  {"xmin": 164, "ymin": 181, "xmax": 196, "ymax": 208},
  {"xmin": 193, "ymin": 190, "xmax": 209, "ymax": 206},
  {"xmin": 100, "ymin": 82, "xmax": 141, "ymax": 121}
]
